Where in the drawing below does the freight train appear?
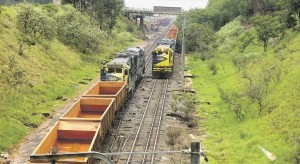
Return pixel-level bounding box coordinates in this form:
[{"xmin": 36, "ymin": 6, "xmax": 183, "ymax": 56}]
[
  {"xmin": 152, "ymin": 24, "xmax": 178, "ymax": 78},
  {"xmin": 30, "ymin": 46, "xmax": 144, "ymax": 164},
  {"xmin": 30, "ymin": 24, "xmax": 177, "ymax": 163}
]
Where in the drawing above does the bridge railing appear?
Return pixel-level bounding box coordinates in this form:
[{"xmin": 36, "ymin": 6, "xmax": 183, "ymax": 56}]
[{"xmin": 124, "ymin": 7, "xmax": 153, "ymax": 12}]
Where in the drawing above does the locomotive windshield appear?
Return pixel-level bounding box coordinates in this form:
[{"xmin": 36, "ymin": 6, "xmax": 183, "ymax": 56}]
[
  {"xmin": 126, "ymin": 50, "xmax": 136, "ymax": 55},
  {"xmin": 116, "ymin": 68, "xmax": 122, "ymax": 73},
  {"xmin": 108, "ymin": 68, "xmax": 114, "ymax": 73}
]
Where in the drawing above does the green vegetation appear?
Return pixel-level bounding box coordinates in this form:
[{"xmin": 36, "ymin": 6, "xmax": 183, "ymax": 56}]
[
  {"xmin": 0, "ymin": 4, "xmax": 142, "ymax": 152},
  {"xmin": 63, "ymin": 0, "xmax": 124, "ymax": 33},
  {"xmin": 170, "ymin": 93, "xmax": 198, "ymax": 127},
  {"xmin": 177, "ymin": 0, "xmax": 300, "ymax": 163}
]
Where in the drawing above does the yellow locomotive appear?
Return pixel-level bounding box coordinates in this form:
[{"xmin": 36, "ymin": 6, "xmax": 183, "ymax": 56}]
[
  {"xmin": 100, "ymin": 47, "xmax": 145, "ymax": 93},
  {"xmin": 152, "ymin": 45, "xmax": 174, "ymax": 78}
]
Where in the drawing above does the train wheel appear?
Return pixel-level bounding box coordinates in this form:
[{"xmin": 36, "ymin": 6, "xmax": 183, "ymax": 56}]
[{"xmin": 152, "ymin": 72, "xmax": 157, "ymax": 79}]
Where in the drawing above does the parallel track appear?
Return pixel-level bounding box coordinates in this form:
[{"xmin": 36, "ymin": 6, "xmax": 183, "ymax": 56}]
[
  {"xmin": 122, "ymin": 79, "xmax": 168, "ymax": 164},
  {"xmin": 100, "ymin": 26, "xmax": 174, "ymax": 164},
  {"xmin": 105, "ymin": 33, "xmax": 162, "ymax": 156}
]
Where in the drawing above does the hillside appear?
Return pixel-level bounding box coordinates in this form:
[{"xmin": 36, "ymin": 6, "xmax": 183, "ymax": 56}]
[
  {"xmin": 175, "ymin": 0, "xmax": 300, "ymax": 162},
  {"xmin": 188, "ymin": 18, "xmax": 300, "ymax": 163},
  {"xmin": 0, "ymin": 4, "xmax": 142, "ymax": 152}
]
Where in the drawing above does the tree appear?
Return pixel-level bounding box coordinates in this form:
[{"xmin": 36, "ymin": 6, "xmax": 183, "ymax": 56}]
[
  {"xmin": 287, "ymin": 0, "xmax": 300, "ymax": 18},
  {"xmin": 184, "ymin": 23, "xmax": 215, "ymax": 52},
  {"xmin": 89, "ymin": 0, "xmax": 124, "ymax": 33},
  {"xmin": 63, "ymin": 0, "xmax": 89, "ymax": 12},
  {"xmin": 250, "ymin": 14, "xmax": 286, "ymax": 51},
  {"xmin": 238, "ymin": 0, "xmax": 254, "ymax": 18},
  {"xmin": 63, "ymin": 0, "xmax": 124, "ymax": 33},
  {"xmin": 16, "ymin": 5, "xmax": 56, "ymax": 55},
  {"xmin": 57, "ymin": 11, "xmax": 104, "ymax": 54},
  {"xmin": 17, "ymin": 6, "xmax": 56, "ymax": 40}
]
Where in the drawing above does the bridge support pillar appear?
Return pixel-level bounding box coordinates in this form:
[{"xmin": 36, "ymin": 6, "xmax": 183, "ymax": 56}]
[
  {"xmin": 133, "ymin": 15, "xmax": 145, "ymax": 30},
  {"xmin": 134, "ymin": 18, "xmax": 138, "ymax": 25},
  {"xmin": 140, "ymin": 17, "xmax": 144, "ymax": 30}
]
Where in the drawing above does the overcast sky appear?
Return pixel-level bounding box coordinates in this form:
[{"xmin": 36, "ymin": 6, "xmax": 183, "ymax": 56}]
[{"xmin": 124, "ymin": 0, "xmax": 208, "ymax": 10}]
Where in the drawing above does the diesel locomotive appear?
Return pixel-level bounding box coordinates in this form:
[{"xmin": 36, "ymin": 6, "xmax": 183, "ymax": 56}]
[
  {"xmin": 100, "ymin": 47, "xmax": 145, "ymax": 93},
  {"xmin": 152, "ymin": 24, "xmax": 178, "ymax": 78}
]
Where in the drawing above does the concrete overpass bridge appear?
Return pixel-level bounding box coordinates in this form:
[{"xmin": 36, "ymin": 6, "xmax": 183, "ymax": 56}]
[{"xmin": 124, "ymin": 6, "xmax": 182, "ymax": 30}]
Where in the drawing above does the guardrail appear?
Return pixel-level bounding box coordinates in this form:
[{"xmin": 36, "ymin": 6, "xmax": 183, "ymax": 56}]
[{"xmin": 30, "ymin": 142, "xmax": 208, "ymax": 164}]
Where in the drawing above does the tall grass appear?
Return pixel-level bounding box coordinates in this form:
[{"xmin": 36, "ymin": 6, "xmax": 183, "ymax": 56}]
[{"xmin": 189, "ymin": 19, "xmax": 300, "ymax": 163}]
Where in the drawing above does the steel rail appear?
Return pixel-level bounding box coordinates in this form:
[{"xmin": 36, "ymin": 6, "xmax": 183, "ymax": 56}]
[
  {"xmin": 141, "ymin": 79, "xmax": 167, "ymax": 163},
  {"xmin": 109, "ymin": 34, "xmax": 162, "ymax": 153},
  {"xmin": 107, "ymin": 28, "xmax": 171, "ymax": 163},
  {"xmin": 150, "ymin": 79, "xmax": 169, "ymax": 164},
  {"xmin": 125, "ymin": 79, "xmax": 158, "ymax": 164}
]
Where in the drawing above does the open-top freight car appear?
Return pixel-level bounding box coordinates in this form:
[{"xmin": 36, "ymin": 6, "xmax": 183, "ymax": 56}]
[
  {"xmin": 30, "ymin": 81, "xmax": 127, "ymax": 163},
  {"xmin": 60, "ymin": 97, "xmax": 115, "ymax": 140},
  {"xmin": 30, "ymin": 120, "xmax": 101, "ymax": 163},
  {"xmin": 83, "ymin": 81, "xmax": 127, "ymax": 113},
  {"xmin": 166, "ymin": 24, "xmax": 178, "ymax": 41}
]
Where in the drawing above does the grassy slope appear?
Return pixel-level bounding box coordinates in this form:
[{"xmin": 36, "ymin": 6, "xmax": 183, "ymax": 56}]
[
  {"xmin": 0, "ymin": 5, "xmax": 141, "ymax": 151},
  {"xmin": 189, "ymin": 19, "xmax": 300, "ymax": 163}
]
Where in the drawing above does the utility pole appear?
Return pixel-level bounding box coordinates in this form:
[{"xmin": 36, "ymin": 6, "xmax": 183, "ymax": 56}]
[
  {"xmin": 191, "ymin": 142, "xmax": 200, "ymax": 164},
  {"xmin": 181, "ymin": 17, "xmax": 186, "ymax": 91}
]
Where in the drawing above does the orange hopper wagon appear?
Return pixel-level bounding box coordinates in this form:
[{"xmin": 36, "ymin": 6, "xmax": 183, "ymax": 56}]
[
  {"xmin": 60, "ymin": 97, "xmax": 115, "ymax": 140},
  {"xmin": 83, "ymin": 81, "xmax": 127, "ymax": 113},
  {"xmin": 30, "ymin": 120, "xmax": 100, "ymax": 163},
  {"xmin": 166, "ymin": 24, "xmax": 178, "ymax": 40},
  {"xmin": 30, "ymin": 81, "xmax": 127, "ymax": 163}
]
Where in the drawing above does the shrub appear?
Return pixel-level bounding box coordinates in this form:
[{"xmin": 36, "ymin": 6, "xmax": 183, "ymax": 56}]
[
  {"xmin": 17, "ymin": 5, "xmax": 56, "ymax": 40},
  {"xmin": 1, "ymin": 56, "xmax": 27, "ymax": 87},
  {"xmin": 126, "ymin": 25, "xmax": 134, "ymax": 33},
  {"xmin": 16, "ymin": 5, "xmax": 56, "ymax": 55},
  {"xmin": 208, "ymin": 60, "xmax": 217, "ymax": 75},
  {"xmin": 218, "ymin": 87, "xmax": 230, "ymax": 103},
  {"xmin": 170, "ymin": 93, "xmax": 197, "ymax": 121},
  {"xmin": 42, "ymin": 4, "xmax": 59, "ymax": 17},
  {"xmin": 165, "ymin": 126, "xmax": 183, "ymax": 147},
  {"xmin": 57, "ymin": 11, "xmax": 104, "ymax": 54},
  {"xmin": 231, "ymin": 54, "xmax": 249, "ymax": 71},
  {"xmin": 0, "ymin": 5, "xmax": 3, "ymax": 15},
  {"xmin": 218, "ymin": 88, "xmax": 248, "ymax": 120}
]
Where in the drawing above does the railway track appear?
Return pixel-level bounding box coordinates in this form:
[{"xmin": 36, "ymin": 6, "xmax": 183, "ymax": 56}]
[
  {"xmin": 100, "ymin": 33, "xmax": 162, "ymax": 151},
  {"xmin": 98, "ymin": 27, "xmax": 174, "ymax": 163},
  {"xmin": 122, "ymin": 79, "xmax": 168, "ymax": 164},
  {"xmin": 106, "ymin": 78, "xmax": 170, "ymax": 164}
]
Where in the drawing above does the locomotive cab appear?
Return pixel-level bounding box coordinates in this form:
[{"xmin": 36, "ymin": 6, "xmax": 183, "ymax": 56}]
[{"xmin": 101, "ymin": 66, "xmax": 129, "ymax": 82}]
